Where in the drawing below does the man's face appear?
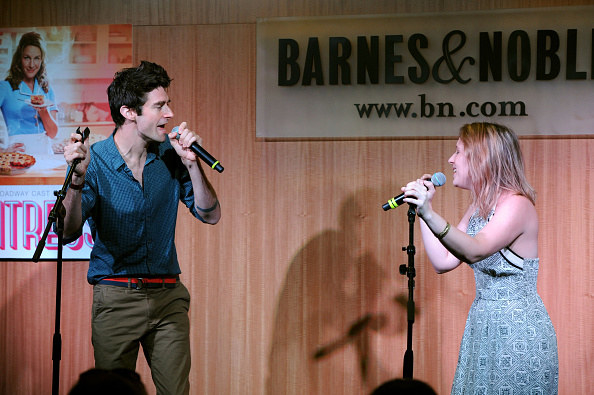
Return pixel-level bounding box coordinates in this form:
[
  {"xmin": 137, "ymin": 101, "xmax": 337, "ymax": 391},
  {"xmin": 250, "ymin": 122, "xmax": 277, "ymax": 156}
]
[{"xmin": 134, "ymin": 87, "xmax": 174, "ymax": 143}]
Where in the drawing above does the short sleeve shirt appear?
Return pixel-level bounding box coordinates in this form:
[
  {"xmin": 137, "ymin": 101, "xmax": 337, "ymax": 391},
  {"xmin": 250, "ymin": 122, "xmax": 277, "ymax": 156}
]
[{"xmin": 0, "ymin": 80, "xmax": 59, "ymax": 136}]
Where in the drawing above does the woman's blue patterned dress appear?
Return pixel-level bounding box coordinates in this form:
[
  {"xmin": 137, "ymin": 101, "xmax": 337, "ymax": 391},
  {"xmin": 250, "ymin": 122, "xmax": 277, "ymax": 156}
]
[{"xmin": 451, "ymin": 211, "xmax": 558, "ymax": 395}]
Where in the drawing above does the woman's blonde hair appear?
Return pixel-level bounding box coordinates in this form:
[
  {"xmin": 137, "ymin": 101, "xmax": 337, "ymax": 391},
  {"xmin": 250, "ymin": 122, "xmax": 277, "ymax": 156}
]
[{"xmin": 459, "ymin": 122, "xmax": 536, "ymax": 219}]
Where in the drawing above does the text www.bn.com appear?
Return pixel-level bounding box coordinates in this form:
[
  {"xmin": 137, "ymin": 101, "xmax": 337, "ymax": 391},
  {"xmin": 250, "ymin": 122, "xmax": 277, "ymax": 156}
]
[{"xmin": 355, "ymin": 94, "xmax": 528, "ymax": 119}]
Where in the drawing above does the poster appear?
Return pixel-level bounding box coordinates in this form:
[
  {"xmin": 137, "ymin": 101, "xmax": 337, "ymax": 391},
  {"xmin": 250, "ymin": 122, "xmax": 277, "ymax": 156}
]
[{"xmin": 0, "ymin": 25, "xmax": 132, "ymax": 260}]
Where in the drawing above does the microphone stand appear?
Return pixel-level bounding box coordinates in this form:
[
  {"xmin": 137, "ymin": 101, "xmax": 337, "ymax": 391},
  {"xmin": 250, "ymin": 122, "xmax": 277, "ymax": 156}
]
[
  {"xmin": 32, "ymin": 127, "xmax": 88, "ymax": 395},
  {"xmin": 399, "ymin": 203, "xmax": 417, "ymax": 379}
]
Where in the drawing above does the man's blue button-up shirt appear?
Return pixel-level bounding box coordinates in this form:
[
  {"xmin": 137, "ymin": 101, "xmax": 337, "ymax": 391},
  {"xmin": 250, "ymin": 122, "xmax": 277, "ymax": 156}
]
[{"xmin": 69, "ymin": 133, "xmax": 204, "ymax": 284}]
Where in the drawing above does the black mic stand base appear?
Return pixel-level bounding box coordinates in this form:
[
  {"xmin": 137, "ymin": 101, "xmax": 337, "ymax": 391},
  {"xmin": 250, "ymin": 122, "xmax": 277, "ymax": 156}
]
[{"xmin": 399, "ymin": 204, "xmax": 417, "ymax": 379}]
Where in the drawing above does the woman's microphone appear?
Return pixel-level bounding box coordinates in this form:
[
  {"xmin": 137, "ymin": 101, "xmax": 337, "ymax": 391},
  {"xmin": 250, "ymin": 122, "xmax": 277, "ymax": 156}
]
[{"xmin": 382, "ymin": 172, "xmax": 446, "ymax": 211}]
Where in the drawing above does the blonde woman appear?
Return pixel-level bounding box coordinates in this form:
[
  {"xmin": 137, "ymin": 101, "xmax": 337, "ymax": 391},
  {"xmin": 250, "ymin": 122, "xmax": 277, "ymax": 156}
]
[{"xmin": 402, "ymin": 122, "xmax": 558, "ymax": 394}]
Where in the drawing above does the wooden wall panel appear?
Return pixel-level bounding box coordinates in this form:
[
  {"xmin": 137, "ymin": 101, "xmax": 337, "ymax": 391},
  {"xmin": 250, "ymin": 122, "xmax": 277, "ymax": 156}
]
[
  {"xmin": 3, "ymin": 0, "xmax": 594, "ymax": 26},
  {"xmin": 1, "ymin": 1, "xmax": 592, "ymax": 394}
]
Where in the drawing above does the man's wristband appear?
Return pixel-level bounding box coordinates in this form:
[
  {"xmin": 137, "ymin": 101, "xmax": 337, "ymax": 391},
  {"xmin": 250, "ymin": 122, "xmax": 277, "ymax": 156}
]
[
  {"xmin": 196, "ymin": 199, "xmax": 218, "ymax": 212},
  {"xmin": 69, "ymin": 181, "xmax": 84, "ymax": 190}
]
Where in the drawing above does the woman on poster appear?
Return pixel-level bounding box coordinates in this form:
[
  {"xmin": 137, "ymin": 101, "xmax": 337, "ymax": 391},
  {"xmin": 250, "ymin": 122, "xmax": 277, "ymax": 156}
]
[{"xmin": 0, "ymin": 31, "xmax": 59, "ymax": 154}]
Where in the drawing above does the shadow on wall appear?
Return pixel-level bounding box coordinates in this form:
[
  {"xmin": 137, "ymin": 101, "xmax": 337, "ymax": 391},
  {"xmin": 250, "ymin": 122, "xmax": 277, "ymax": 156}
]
[{"xmin": 266, "ymin": 188, "xmax": 415, "ymax": 395}]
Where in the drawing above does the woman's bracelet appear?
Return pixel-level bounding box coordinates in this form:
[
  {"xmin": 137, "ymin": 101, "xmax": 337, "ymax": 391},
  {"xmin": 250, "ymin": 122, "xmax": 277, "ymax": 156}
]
[{"xmin": 436, "ymin": 222, "xmax": 451, "ymax": 240}]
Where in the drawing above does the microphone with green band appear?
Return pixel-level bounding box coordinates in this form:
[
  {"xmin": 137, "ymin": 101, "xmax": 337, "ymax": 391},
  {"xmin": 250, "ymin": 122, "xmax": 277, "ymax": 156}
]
[
  {"xmin": 172, "ymin": 126, "xmax": 224, "ymax": 173},
  {"xmin": 382, "ymin": 172, "xmax": 446, "ymax": 211}
]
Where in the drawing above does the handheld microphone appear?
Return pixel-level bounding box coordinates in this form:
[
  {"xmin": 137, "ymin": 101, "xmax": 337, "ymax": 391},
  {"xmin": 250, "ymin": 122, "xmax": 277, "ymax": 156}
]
[
  {"xmin": 382, "ymin": 172, "xmax": 446, "ymax": 211},
  {"xmin": 172, "ymin": 126, "xmax": 224, "ymax": 173}
]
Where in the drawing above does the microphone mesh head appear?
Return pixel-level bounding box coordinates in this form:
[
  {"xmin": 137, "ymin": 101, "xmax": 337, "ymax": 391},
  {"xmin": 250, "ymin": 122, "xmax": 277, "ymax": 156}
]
[
  {"xmin": 431, "ymin": 172, "xmax": 447, "ymax": 187},
  {"xmin": 172, "ymin": 126, "xmax": 181, "ymax": 140}
]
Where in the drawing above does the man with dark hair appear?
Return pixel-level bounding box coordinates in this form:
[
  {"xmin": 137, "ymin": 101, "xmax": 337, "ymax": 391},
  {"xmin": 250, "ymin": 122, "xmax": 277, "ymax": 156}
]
[
  {"xmin": 61, "ymin": 60, "xmax": 221, "ymax": 394},
  {"xmin": 371, "ymin": 378, "xmax": 437, "ymax": 395},
  {"xmin": 68, "ymin": 368, "xmax": 148, "ymax": 395}
]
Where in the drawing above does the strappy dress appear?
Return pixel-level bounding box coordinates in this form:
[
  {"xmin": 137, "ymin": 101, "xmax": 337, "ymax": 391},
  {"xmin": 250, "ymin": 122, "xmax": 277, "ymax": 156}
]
[{"xmin": 451, "ymin": 211, "xmax": 558, "ymax": 395}]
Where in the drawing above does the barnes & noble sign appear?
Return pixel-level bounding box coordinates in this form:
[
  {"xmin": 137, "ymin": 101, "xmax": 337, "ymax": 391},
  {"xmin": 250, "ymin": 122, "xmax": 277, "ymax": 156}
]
[{"xmin": 257, "ymin": 7, "xmax": 594, "ymax": 138}]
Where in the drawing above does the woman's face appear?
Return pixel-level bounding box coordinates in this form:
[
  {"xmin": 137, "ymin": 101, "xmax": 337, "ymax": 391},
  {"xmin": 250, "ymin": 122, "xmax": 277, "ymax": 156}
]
[
  {"xmin": 21, "ymin": 45, "xmax": 42, "ymax": 81},
  {"xmin": 448, "ymin": 138, "xmax": 471, "ymax": 189}
]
